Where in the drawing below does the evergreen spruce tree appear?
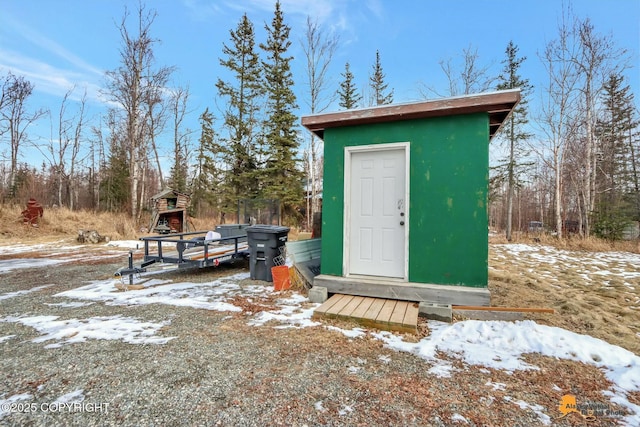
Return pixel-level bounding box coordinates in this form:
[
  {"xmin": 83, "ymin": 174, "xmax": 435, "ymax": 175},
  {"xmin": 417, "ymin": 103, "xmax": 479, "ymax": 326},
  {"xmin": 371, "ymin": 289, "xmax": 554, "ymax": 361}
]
[
  {"xmin": 169, "ymin": 144, "xmax": 188, "ymax": 194},
  {"xmin": 337, "ymin": 62, "xmax": 362, "ymax": 110},
  {"xmin": 100, "ymin": 130, "xmax": 129, "ymax": 212},
  {"xmin": 593, "ymin": 72, "xmax": 640, "ymax": 237},
  {"xmin": 191, "ymin": 108, "xmax": 223, "ymax": 217},
  {"xmin": 597, "ymin": 73, "xmax": 638, "ymax": 193},
  {"xmin": 260, "ymin": 1, "xmax": 303, "ymax": 221},
  {"xmin": 216, "ymin": 14, "xmax": 263, "ymax": 215},
  {"xmin": 369, "ymin": 50, "xmax": 393, "ymax": 106},
  {"xmin": 495, "ymin": 41, "xmax": 533, "ymax": 241}
]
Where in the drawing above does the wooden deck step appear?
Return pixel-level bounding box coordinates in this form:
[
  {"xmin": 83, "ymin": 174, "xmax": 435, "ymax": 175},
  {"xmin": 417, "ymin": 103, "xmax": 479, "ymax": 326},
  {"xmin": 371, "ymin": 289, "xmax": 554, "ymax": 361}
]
[{"xmin": 313, "ymin": 294, "xmax": 419, "ymax": 334}]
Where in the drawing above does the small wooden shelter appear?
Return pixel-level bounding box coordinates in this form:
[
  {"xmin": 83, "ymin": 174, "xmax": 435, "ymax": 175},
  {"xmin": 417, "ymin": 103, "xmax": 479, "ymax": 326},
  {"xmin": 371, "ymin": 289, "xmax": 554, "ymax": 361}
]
[
  {"xmin": 301, "ymin": 90, "xmax": 520, "ymax": 306},
  {"xmin": 149, "ymin": 189, "xmax": 191, "ymax": 234}
]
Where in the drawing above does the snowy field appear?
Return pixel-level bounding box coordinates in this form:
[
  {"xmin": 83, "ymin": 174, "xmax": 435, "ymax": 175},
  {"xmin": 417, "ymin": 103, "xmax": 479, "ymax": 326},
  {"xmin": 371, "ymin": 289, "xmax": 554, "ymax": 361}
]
[{"xmin": 1, "ymin": 240, "xmax": 639, "ymax": 425}]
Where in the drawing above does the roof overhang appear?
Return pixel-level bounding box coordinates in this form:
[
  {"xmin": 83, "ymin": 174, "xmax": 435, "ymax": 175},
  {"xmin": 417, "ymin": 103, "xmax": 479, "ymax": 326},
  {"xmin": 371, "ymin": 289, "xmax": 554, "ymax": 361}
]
[{"xmin": 301, "ymin": 89, "xmax": 521, "ymax": 141}]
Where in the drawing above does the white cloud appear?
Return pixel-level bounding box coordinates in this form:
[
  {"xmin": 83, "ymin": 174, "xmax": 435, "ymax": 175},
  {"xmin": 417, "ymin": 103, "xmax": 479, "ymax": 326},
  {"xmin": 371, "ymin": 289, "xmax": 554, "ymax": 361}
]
[
  {"xmin": 0, "ymin": 14, "xmax": 107, "ymax": 106},
  {"xmin": 181, "ymin": 0, "xmax": 224, "ymax": 21},
  {"xmin": 0, "ymin": 49, "xmax": 106, "ymax": 103},
  {"xmin": 2, "ymin": 16, "xmax": 103, "ymax": 77}
]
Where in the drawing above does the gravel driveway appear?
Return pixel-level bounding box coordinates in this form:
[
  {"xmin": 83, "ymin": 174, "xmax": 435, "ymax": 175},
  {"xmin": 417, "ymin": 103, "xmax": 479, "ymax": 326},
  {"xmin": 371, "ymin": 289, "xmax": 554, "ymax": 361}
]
[{"xmin": 0, "ymin": 244, "xmax": 629, "ymax": 426}]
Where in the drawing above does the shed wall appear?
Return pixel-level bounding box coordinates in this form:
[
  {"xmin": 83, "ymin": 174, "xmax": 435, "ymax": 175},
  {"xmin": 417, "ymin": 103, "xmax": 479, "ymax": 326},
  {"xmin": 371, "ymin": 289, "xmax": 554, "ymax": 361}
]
[{"xmin": 321, "ymin": 113, "xmax": 489, "ymax": 288}]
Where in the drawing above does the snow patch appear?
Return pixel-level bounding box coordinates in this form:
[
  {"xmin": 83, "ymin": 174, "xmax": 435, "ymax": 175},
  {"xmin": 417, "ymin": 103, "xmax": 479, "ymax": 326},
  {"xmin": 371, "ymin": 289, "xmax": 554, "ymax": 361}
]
[
  {"xmin": 45, "ymin": 301, "xmax": 94, "ymax": 308},
  {"xmin": 0, "ymin": 335, "xmax": 16, "ymax": 343},
  {"xmin": 324, "ymin": 325, "xmax": 366, "ymax": 338},
  {"xmin": 485, "ymin": 380, "xmax": 506, "ymax": 391},
  {"xmin": 56, "ymin": 274, "xmax": 251, "ymax": 312},
  {"xmin": 427, "ymin": 362, "xmax": 454, "ymax": 378},
  {"xmin": 338, "ymin": 404, "xmax": 353, "ymax": 416},
  {"xmin": 53, "ymin": 389, "xmax": 84, "ymax": 404},
  {"xmin": 0, "ymin": 284, "xmax": 54, "ymax": 300},
  {"xmin": 0, "ymin": 315, "xmax": 174, "ymax": 348},
  {"xmin": 504, "ymin": 396, "xmax": 551, "ymax": 425},
  {"xmin": 0, "ymin": 393, "xmax": 32, "ymax": 418},
  {"xmin": 378, "ymin": 355, "xmax": 391, "ymax": 364},
  {"xmin": 451, "ymin": 412, "xmax": 468, "ymax": 423}
]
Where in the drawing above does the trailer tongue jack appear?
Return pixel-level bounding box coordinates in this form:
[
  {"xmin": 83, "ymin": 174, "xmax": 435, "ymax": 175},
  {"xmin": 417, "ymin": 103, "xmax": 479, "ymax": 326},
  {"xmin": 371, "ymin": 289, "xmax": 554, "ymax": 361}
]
[{"xmin": 114, "ymin": 251, "xmax": 148, "ymax": 289}]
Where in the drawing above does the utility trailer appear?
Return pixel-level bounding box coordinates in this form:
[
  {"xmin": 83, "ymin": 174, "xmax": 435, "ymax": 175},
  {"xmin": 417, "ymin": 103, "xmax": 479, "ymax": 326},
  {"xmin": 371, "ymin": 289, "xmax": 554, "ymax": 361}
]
[{"xmin": 115, "ymin": 229, "xmax": 250, "ymax": 287}]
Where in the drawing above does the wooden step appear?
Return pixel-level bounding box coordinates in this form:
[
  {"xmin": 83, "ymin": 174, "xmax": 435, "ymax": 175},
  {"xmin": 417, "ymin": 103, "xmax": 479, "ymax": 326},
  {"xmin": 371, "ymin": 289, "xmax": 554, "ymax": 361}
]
[{"xmin": 313, "ymin": 294, "xmax": 418, "ymax": 334}]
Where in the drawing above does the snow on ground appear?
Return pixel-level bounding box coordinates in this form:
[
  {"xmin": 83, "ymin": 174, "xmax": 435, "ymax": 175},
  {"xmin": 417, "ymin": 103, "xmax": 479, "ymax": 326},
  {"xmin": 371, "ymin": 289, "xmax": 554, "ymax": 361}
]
[
  {"xmin": 249, "ymin": 293, "xmax": 320, "ymax": 329},
  {"xmin": 106, "ymin": 239, "xmax": 185, "ymax": 250},
  {"xmin": 0, "ymin": 241, "xmax": 71, "ymax": 255},
  {"xmin": 325, "ymin": 325, "xmax": 367, "ymax": 339},
  {"xmin": 450, "ymin": 413, "xmax": 469, "ymax": 424},
  {"xmin": 492, "ymin": 243, "xmax": 640, "ymax": 290},
  {"xmin": 0, "ymin": 241, "xmax": 130, "ymax": 274},
  {"xmin": 57, "ymin": 274, "xmax": 249, "ymax": 313},
  {"xmin": 105, "ymin": 240, "xmax": 144, "ymax": 249},
  {"xmin": 52, "ymin": 389, "xmax": 84, "ymax": 404},
  {"xmin": 0, "ymin": 335, "xmax": 15, "ymax": 343},
  {"xmin": 0, "ymin": 284, "xmax": 54, "ymax": 300},
  {"xmin": 0, "ymin": 315, "xmax": 174, "ymax": 348},
  {"xmin": 503, "ymin": 396, "xmax": 551, "ymax": 425},
  {"xmin": 368, "ymin": 319, "xmax": 640, "ymax": 424},
  {"xmin": 2, "ymin": 240, "xmax": 640, "ymax": 424},
  {"xmin": 0, "ymin": 393, "xmax": 32, "ymax": 418},
  {"xmin": 0, "ymin": 258, "xmax": 75, "ymax": 274},
  {"xmin": 44, "ymin": 301, "xmax": 94, "ymax": 308}
]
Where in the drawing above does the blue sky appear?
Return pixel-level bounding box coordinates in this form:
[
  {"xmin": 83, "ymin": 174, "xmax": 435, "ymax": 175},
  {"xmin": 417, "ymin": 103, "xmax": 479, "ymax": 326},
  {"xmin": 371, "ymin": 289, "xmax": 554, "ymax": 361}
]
[{"xmin": 1, "ymin": 0, "xmax": 639, "ymax": 167}]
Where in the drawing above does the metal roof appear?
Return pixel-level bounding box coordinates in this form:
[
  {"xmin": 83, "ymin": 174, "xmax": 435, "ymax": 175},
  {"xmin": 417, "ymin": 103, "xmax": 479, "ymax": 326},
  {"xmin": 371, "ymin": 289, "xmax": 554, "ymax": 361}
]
[
  {"xmin": 151, "ymin": 188, "xmax": 190, "ymax": 200},
  {"xmin": 301, "ymin": 89, "xmax": 521, "ymax": 140}
]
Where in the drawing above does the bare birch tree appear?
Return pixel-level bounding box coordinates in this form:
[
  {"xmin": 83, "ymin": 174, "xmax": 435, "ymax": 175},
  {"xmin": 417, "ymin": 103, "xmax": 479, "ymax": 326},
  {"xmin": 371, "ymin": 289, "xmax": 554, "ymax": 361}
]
[
  {"xmin": 168, "ymin": 86, "xmax": 192, "ymax": 193},
  {"xmin": 104, "ymin": 4, "xmax": 174, "ymax": 219},
  {"xmin": 68, "ymin": 91, "xmax": 86, "ymax": 210},
  {"xmin": 420, "ymin": 45, "xmax": 495, "ymax": 98},
  {"xmin": 0, "ymin": 73, "xmax": 46, "ymax": 197},
  {"xmin": 572, "ymin": 18, "xmax": 624, "ymax": 236},
  {"xmin": 300, "ymin": 16, "xmax": 338, "ymax": 229},
  {"xmin": 538, "ymin": 9, "xmax": 580, "ymax": 238},
  {"xmin": 41, "ymin": 87, "xmax": 87, "ymax": 209},
  {"xmin": 145, "ymin": 80, "xmax": 169, "ymax": 188}
]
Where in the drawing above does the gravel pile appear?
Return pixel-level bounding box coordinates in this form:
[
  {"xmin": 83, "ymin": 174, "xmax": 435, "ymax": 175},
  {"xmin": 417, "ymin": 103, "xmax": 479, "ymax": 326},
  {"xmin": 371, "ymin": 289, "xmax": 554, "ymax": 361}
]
[{"xmin": 0, "ymin": 251, "xmax": 602, "ymax": 426}]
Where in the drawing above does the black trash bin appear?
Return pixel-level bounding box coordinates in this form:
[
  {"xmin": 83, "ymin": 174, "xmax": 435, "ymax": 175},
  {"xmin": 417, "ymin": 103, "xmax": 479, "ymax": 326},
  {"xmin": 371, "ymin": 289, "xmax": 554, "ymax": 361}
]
[
  {"xmin": 215, "ymin": 224, "xmax": 249, "ymax": 243},
  {"xmin": 246, "ymin": 225, "xmax": 290, "ymax": 282}
]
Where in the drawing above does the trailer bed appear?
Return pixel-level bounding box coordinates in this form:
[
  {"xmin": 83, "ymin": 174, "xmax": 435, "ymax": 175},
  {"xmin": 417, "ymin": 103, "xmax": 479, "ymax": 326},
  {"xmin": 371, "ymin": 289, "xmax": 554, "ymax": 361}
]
[
  {"xmin": 115, "ymin": 230, "xmax": 250, "ymax": 285},
  {"xmin": 139, "ymin": 230, "xmax": 249, "ymax": 269}
]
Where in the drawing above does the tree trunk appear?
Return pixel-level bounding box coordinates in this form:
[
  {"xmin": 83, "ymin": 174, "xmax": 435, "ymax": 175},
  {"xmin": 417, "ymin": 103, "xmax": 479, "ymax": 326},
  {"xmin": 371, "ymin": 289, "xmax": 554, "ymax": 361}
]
[
  {"xmin": 10, "ymin": 119, "xmax": 18, "ymax": 196},
  {"xmin": 628, "ymin": 118, "xmax": 640, "ymax": 213},
  {"xmin": 311, "ymin": 135, "xmax": 318, "ymax": 231},
  {"xmin": 131, "ymin": 150, "xmax": 140, "ymax": 219},
  {"xmin": 506, "ymin": 116, "xmax": 515, "ymax": 241},
  {"xmin": 57, "ymin": 173, "xmax": 64, "ymax": 207},
  {"xmin": 555, "ymin": 147, "xmax": 563, "ymax": 238},
  {"xmin": 138, "ymin": 159, "xmax": 147, "ymax": 223},
  {"xmin": 584, "ymin": 81, "xmax": 594, "ymax": 237}
]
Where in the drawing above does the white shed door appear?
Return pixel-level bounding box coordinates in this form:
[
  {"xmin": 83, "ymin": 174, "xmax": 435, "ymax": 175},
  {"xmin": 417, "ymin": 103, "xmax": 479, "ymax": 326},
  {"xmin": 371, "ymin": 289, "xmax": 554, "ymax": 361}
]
[{"xmin": 348, "ymin": 148, "xmax": 406, "ymax": 278}]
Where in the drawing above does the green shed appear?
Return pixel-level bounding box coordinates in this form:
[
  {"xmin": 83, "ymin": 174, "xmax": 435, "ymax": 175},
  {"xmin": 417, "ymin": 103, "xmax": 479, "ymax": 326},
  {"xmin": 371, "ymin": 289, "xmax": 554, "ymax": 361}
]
[{"xmin": 301, "ymin": 90, "xmax": 520, "ymax": 306}]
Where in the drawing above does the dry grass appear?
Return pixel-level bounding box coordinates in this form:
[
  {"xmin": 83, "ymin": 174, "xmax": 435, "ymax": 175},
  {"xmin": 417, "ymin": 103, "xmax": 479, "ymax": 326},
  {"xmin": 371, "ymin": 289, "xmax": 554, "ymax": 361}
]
[
  {"xmin": 1, "ymin": 204, "xmax": 306, "ymax": 252},
  {"xmin": 490, "ymin": 231, "xmax": 640, "ymax": 254},
  {"xmin": 1, "ymin": 204, "xmax": 230, "ymax": 243},
  {"xmin": 489, "ymin": 233, "xmax": 640, "ymax": 253},
  {"xmin": 0, "ymin": 204, "xmax": 144, "ymax": 242},
  {"xmin": 490, "ymin": 242, "xmax": 640, "ymax": 355}
]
